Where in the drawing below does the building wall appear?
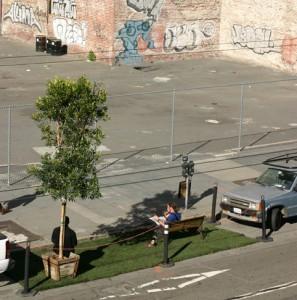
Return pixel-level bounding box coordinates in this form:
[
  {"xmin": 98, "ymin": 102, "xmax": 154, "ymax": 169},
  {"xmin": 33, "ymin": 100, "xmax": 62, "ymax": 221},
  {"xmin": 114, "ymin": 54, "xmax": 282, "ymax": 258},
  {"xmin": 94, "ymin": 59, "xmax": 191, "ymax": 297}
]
[
  {"xmin": 47, "ymin": 0, "xmax": 115, "ymax": 61},
  {"xmin": 220, "ymin": 0, "xmax": 297, "ymax": 72},
  {"xmin": 2, "ymin": 0, "xmax": 48, "ymax": 41},
  {"xmin": 114, "ymin": 0, "xmax": 221, "ymax": 64},
  {"xmin": 7, "ymin": 0, "xmax": 297, "ymax": 70}
]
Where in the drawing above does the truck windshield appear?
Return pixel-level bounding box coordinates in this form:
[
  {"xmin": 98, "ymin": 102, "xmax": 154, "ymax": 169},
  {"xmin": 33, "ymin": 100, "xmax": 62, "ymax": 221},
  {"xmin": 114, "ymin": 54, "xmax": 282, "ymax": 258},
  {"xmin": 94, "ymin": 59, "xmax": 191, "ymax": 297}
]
[{"xmin": 256, "ymin": 168, "xmax": 296, "ymax": 190}]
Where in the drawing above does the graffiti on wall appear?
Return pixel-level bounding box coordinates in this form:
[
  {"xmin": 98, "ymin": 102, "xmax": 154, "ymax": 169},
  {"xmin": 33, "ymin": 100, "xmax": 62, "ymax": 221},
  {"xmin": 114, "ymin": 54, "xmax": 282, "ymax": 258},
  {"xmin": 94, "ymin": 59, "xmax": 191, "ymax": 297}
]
[
  {"xmin": 53, "ymin": 18, "xmax": 87, "ymax": 46},
  {"xmin": 51, "ymin": 0, "xmax": 77, "ymax": 19},
  {"xmin": 127, "ymin": 0, "xmax": 164, "ymax": 20},
  {"xmin": 232, "ymin": 24, "xmax": 279, "ymax": 55},
  {"xmin": 116, "ymin": 20, "xmax": 154, "ymax": 64},
  {"xmin": 3, "ymin": 2, "xmax": 42, "ymax": 32},
  {"xmin": 164, "ymin": 21, "xmax": 216, "ymax": 52}
]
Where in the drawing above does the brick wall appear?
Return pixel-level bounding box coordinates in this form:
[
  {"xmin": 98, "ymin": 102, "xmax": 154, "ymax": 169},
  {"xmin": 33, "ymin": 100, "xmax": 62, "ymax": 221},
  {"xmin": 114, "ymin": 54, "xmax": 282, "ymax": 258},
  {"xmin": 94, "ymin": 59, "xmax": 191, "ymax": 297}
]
[
  {"xmin": 220, "ymin": 0, "xmax": 297, "ymax": 72},
  {"xmin": 47, "ymin": 0, "xmax": 115, "ymax": 61},
  {"xmin": 114, "ymin": 0, "xmax": 221, "ymax": 64},
  {"xmin": 2, "ymin": 0, "xmax": 48, "ymax": 41}
]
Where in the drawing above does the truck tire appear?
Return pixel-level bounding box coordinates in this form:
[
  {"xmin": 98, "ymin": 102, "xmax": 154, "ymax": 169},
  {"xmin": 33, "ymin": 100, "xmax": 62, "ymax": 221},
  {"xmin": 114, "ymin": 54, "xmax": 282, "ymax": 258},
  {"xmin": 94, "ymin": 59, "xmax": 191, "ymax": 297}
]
[{"xmin": 270, "ymin": 208, "xmax": 283, "ymax": 231}]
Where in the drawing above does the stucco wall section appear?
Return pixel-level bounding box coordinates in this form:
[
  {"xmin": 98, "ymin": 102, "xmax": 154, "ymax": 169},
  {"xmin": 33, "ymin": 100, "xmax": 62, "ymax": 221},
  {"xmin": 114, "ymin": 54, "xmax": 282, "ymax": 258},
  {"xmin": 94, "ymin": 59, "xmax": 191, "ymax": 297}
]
[
  {"xmin": 220, "ymin": 0, "xmax": 297, "ymax": 72},
  {"xmin": 114, "ymin": 0, "xmax": 221, "ymax": 64},
  {"xmin": 2, "ymin": 0, "xmax": 47, "ymax": 41}
]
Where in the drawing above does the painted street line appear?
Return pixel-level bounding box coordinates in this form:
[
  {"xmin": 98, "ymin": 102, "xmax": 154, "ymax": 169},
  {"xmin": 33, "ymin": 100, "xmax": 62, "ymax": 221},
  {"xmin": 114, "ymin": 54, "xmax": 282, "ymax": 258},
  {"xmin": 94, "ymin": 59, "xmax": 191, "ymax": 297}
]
[
  {"xmin": 137, "ymin": 280, "xmax": 160, "ymax": 288},
  {"xmin": 99, "ymin": 269, "xmax": 229, "ymax": 300},
  {"xmin": 227, "ymin": 281, "xmax": 297, "ymax": 300}
]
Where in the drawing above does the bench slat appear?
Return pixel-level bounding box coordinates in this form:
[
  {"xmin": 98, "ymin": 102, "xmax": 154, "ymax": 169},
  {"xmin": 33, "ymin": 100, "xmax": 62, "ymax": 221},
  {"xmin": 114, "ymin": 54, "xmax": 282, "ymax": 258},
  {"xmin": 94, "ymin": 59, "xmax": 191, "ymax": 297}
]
[{"xmin": 169, "ymin": 215, "xmax": 205, "ymax": 232}]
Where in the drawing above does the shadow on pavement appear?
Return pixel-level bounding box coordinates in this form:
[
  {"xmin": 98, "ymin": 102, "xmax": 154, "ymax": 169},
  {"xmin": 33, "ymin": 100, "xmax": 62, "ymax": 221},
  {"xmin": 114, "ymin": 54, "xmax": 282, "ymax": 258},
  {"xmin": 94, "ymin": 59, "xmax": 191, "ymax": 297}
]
[
  {"xmin": 4, "ymin": 193, "xmax": 37, "ymax": 212},
  {"xmin": 92, "ymin": 188, "xmax": 213, "ymax": 237}
]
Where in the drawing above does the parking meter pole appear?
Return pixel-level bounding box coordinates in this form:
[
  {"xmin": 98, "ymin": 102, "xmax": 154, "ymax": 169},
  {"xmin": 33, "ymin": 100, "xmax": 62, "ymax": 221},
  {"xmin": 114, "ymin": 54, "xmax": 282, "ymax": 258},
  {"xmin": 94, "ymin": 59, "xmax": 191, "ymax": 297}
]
[
  {"xmin": 257, "ymin": 196, "xmax": 273, "ymax": 242},
  {"xmin": 261, "ymin": 197, "xmax": 266, "ymax": 240},
  {"xmin": 160, "ymin": 224, "xmax": 174, "ymax": 268},
  {"xmin": 210, "ymin": 184, "xmax": 218, "ymax": 223},
  {"xmin": 22, "ymin": 242, "xmax": 30, "ymax": 295},
  {"xmin": 185, "ymin": 176, "xmax": 189, "ymax": 210}
]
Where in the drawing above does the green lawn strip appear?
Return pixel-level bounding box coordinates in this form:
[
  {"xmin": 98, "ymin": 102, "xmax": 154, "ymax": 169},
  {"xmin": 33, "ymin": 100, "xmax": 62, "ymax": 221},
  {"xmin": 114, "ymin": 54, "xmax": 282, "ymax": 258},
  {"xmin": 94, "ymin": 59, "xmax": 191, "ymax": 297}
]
[{"xmin": 8, "ymin": 225, "xmax": 256, "ymax": 291}]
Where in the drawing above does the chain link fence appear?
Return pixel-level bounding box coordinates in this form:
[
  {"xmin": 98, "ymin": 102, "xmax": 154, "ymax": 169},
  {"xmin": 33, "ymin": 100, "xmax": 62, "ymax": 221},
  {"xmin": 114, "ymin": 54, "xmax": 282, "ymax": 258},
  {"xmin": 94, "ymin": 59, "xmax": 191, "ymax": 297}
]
[{"xmin": 1, "ymin": 78, "xmax": 297, "ymax": 188}]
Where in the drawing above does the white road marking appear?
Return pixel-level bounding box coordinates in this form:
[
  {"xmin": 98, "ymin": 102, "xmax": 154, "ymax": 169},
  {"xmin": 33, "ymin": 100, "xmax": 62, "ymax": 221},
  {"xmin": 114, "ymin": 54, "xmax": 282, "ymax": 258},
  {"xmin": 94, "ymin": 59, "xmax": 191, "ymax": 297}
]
[
  {"xmin": 228, "ymin": 281, "xmax": 297, "ymax": 300},
  {"xmin": 33, "ymin": 144, "xmax": 110, "ymax": 156},
  {"xmin": 147, "ymin": 288, "xmax": 162, "ymax": 293},
  {"xmin": 119, "ymin": 292, "xmax": 140, "ymax": 297},
  {"xmin": 289, "ymin": 123, "xmax": 297, "ymax": 127},
  {"xmin": 100, "ymin": 270, "xmax": 229, "ymax": 299},
  {"xmin": 205, "ymin": 119, "xmax": 220, "ymax": 124},
  {"xmin": 153, "ymin": 76, "xmax": 171, "ymax": 83},
  {"xmin": 137, "ymin": 280, "xmax": 160, "ymax": 288},
  {"xmin": 178, "ymin": 270, "xmax": 229, "ymax": 288},
  {"xmin": 214, "ymin": 152, "xmax": 237, "ymax": 157},
  {"xmin": 164, "ymin": 274, "xmax": 202, "ymax": 280}
]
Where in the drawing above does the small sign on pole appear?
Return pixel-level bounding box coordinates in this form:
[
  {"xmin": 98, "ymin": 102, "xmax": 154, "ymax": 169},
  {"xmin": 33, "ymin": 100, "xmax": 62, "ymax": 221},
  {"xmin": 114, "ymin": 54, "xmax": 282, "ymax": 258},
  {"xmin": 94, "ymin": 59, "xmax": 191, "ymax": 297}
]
[{"xmin": 178, "ymin": 180, "xmax": 191, "ymax": 199}]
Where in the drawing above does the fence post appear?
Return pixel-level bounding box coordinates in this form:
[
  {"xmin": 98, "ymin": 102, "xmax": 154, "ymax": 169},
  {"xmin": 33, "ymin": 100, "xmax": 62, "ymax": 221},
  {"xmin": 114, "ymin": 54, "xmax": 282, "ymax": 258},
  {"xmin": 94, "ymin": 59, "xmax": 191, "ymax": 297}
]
[
  {"xmin": 238, "ymin": 84, "xmax": 244, "ymax": 151},
  {"xmin": 170, "ymin": 89, "xmax": 176, "ymax": 161},
  {"xmin": 161, "ymin": 224, "xmax": 174, "ymax": 267},
  {"xmin": 210, "ymin": 183, "xmax": 218, "ymax": 223},
  {"xmin": 7, "ymin": 105, "xmax": 11, "ymax": 186}
]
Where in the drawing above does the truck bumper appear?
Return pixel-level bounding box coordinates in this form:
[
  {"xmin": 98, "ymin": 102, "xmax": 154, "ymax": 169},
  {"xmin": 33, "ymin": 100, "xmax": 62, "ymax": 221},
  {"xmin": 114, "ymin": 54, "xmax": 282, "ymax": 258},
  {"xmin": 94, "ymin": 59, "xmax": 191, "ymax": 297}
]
[{"xmin": 220, "ymin": 203, "xmax": 262, "ymax": 223}]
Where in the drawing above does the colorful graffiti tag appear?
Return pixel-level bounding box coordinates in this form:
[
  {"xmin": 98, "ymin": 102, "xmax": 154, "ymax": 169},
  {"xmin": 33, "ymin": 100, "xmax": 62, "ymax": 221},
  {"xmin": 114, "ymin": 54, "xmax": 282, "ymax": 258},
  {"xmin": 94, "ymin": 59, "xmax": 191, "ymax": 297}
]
[
  {"xmin": 53, "ymin": 17, "xmax": 87, "ymax": 46},
  {"xmin": 164, "ymin": 21, "xmax": 216, "ymax": 52},
  {"xmin": 3, "ymin": 2, "xmax": 42, "ymax": 32},
  {"xmin": 116, "ymin": 20, "xmax": 154, "ymax": 64}
]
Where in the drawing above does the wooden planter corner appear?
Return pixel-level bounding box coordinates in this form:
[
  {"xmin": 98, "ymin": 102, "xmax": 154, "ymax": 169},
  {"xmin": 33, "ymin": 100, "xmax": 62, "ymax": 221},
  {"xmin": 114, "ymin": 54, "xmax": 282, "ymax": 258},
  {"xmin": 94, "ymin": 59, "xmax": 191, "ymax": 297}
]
[{"xmin": 42, "ymin": 253, "xmax": 80, "ymax": 281}]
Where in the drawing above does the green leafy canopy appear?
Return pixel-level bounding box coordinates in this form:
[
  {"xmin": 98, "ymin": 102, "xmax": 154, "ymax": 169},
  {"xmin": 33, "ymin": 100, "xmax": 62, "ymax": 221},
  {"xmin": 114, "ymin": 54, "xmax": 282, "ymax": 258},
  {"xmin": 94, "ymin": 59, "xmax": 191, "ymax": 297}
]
[{"xmin": 29, "ymin": 76, "xmax": 109, "ymax": 201}]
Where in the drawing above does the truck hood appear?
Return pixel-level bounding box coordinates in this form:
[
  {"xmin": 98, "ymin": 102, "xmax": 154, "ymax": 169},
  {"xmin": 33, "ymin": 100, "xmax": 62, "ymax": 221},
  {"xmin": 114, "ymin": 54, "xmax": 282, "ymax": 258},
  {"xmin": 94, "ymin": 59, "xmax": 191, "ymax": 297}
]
[{"xmin": 225, "ymin": 183, "xmax": 287, "ymax": 202}]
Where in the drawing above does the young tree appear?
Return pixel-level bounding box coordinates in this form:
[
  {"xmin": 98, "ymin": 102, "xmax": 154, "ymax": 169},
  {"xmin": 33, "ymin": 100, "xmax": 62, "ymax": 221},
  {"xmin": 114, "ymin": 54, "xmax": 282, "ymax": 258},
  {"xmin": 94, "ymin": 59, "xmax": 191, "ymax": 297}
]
[{"xmin": 30, "ymin": 76, "xmax": 108, "ymax": 259}]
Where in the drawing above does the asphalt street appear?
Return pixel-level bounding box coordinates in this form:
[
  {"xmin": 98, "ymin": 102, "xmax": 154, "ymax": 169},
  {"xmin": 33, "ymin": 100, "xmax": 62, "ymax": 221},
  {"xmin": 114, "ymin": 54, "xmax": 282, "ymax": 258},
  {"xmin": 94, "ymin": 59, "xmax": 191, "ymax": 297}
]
[{"xmin": 0, "ymin": 37, "xmax": 297, "ymax": 299}]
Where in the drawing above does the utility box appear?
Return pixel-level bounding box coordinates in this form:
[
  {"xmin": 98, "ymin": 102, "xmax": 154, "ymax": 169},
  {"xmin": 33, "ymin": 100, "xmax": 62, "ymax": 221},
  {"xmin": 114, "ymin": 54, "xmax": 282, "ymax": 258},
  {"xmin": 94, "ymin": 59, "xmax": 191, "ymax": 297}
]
[
  {"xmin": 36, "ymin": 35, "xmax": 46, "ymax": 52},
  {"xmin": 46, "ymin": 38, "xmax": 62, "ymax": 54}
]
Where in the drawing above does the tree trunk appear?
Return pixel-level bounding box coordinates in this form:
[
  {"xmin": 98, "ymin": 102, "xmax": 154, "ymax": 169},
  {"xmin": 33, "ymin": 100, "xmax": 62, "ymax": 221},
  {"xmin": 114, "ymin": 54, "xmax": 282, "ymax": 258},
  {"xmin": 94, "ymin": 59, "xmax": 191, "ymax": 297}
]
[{"xmin": 59, "ymin": 201, "xmax": 66, "ymax": 259}]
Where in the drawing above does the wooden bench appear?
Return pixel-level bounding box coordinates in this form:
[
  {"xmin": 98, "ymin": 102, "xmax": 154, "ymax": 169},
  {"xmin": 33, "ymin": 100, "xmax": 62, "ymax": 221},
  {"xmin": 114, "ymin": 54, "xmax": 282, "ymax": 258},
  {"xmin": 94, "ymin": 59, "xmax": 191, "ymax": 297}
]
[{"xmin": 169, "ymin": 215, "xmax": 205, "ymax": 238}]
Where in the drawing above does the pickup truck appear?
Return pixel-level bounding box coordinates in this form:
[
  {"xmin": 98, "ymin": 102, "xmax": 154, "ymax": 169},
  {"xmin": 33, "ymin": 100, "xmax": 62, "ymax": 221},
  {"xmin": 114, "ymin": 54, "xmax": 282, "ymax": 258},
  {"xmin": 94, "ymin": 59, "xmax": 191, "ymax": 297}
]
[
  {"xmin": 220, "ymin": 154, "xmax": 297, "ymax": 231},
  {"xmin": 0, "ymin": 233, "xmax": 13, "ymax": 274}
]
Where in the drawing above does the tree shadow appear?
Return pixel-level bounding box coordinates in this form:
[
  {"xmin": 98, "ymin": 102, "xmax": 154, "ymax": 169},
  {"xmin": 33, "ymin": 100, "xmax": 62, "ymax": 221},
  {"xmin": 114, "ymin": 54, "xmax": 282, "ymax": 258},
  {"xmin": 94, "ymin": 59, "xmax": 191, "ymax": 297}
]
[
  {"xmin": 78, "ymin": 246, "xmax": 106, "ymax": 274},
  {"xmin": 7, "ymin": 245, "xmax": 46, "ymax": 289},
  {"xmin": 4, "ymin": 193, "xmax": 37, "ymax": 213},
  {"xmin": 92, "ymin": 188, "xmax": 211, "ymax": 238}
]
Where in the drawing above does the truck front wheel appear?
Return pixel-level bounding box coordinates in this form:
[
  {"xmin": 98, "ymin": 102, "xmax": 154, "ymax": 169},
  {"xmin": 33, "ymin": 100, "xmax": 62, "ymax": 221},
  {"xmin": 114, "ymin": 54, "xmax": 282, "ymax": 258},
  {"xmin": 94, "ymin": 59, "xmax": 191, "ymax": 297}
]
[{"xmin": 270, "ymin": 208, "xmax": 283, "ymax": 231}]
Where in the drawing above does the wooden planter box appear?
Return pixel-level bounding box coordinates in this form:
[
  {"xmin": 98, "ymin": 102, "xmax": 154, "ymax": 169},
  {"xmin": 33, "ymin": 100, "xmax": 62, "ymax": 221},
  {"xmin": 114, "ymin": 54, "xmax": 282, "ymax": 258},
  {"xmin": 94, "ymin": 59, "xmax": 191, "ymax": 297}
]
[{"xmin": 42, "ymin": 253, "xmax": 80, "ymax": 281}]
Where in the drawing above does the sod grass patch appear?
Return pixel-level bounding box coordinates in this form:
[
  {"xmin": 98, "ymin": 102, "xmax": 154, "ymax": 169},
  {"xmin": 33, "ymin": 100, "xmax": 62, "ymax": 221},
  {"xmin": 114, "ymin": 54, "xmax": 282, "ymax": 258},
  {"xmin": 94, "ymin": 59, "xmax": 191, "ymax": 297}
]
[{"xmin": 8, "ymin": 225, "xmax": 256, "ymax": 291}]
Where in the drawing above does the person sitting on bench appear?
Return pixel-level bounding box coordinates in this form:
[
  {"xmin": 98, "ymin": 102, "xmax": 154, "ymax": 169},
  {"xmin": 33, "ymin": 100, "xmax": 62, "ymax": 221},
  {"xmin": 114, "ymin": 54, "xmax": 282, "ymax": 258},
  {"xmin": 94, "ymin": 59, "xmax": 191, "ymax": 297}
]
[{"xmin": 148, "ymin": 202, "xmax": 181, "ymax": 247}]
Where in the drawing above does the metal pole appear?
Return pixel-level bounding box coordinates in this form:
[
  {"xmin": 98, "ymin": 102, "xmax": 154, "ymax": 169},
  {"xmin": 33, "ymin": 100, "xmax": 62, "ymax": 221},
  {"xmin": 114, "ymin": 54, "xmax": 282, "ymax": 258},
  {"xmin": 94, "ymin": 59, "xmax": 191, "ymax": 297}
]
[
  {"xmin": 261, "ymin": 196, "xmax": 266, "ymax": 240},
  {"xmin": 211, "ymin": 184, "xmax": 218, "ymax": 223},
  {"xmin": 161, "ymin": 224, "xmax": 174, "ymax": 267},
  {"xmin": 185, "ymin": 176, "xmax": 189, "ymax": 210},
  {"xmin": 170, "ymin": 89, "xmax": 176, "ymax": 161},
  {"xmin": 238, "ymin": 84, "xmax": 244, "ymax": 150},
  {"xmin": 7, "ymin": 105, "xmax": 11, "ymax": 186},
  {"xmin": 22, "ymin": 241, "xmax": 30, "ymax": 295}
]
